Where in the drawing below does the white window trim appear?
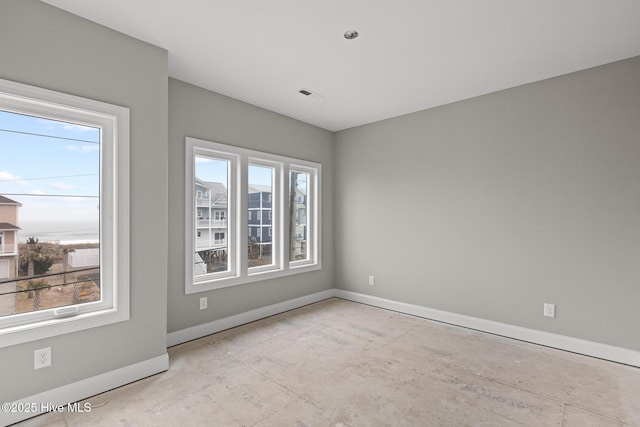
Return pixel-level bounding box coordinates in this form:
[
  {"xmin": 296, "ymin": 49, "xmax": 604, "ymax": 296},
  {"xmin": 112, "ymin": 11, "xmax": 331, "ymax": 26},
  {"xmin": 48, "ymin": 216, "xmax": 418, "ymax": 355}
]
[
  {"xmin": 288, "ymin": 165, "xmax": 318, "ymax": 268},
  {"xmin": 189, "ymin": 148, "xmax": 239, "ymax": 284},
  {"xmin": 0, "ymin": 78, "xmax": 130, "ymax": 348},
  {"xmin": 185, "ymin": 137, "xmax": 321, "ymax": 294}
]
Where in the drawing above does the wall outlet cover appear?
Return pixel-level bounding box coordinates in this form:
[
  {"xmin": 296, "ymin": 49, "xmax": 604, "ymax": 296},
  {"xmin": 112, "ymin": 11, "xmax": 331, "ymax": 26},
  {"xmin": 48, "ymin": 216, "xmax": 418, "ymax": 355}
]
[
  {"xmin": 34, "ymin": 347, "xmax": 52, "ymax": 370},
  {"xmin": 544, "ymin": 303, "xmax": 556, "ymax": 318}
]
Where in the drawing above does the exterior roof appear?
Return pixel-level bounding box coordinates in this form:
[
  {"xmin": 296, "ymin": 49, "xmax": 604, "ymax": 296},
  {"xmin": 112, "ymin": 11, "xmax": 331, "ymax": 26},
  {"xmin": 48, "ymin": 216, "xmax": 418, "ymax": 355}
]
[
  {"xmin": 194, "ymin": 179, "xmax": 228, "ymax": 206},
  {"xmin": 0, "ymin": 222, "xmax": 20, "ymax": 231},
  {"xmin": 194, "ymin": 179, "xmax": 227, "ymax": 197},
  {"xmin": 0, "ymin": 195, "xmax": 21, "ymax": 206},
  {"xmin": 248, "ymin": 184, "xmax": 271, "ymax": 194},
  {"xmin": 204, "ymin": 181, "xmax": 227, "ymax": 196}
]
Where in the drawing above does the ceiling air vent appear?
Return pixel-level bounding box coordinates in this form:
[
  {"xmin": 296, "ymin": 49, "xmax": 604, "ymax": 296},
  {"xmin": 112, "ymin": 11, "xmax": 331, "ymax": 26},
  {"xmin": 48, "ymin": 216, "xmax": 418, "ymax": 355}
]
[{"xmin": 298, "ymin": 88, "xmax": 324, "ymax": 100}]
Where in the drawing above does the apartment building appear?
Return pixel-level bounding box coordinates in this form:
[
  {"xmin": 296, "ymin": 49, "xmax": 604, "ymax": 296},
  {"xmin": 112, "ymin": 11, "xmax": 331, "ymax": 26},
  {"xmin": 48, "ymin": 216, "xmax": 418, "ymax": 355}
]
[{"xmin": 0, "ymin": 195, "xmax": 21, "ymax": 280}]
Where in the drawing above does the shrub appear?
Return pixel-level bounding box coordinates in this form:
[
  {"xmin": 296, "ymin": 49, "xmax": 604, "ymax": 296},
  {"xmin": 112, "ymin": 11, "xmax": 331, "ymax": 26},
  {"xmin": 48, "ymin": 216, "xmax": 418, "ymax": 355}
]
[{"xmin": 19, "ymin": 255, "xmax": 54, "ymax": 275}]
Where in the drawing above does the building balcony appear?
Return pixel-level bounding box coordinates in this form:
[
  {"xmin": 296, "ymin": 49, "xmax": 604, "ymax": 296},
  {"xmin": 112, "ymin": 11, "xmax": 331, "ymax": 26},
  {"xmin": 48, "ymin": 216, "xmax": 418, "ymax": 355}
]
[
  {"xmin": 197, "ymin": 219, "xmax": 227, "ymax": 228},
  {"xmin": 196, "ymin": 240, "xmax": 227, "ymax": 250},
  {"xmin": 196, "ymin": 199, "xmax": 227, "ymax": 209},
  {"xmin": 0, "ymin": 244, "xmax": 17, "ymax": 255}
]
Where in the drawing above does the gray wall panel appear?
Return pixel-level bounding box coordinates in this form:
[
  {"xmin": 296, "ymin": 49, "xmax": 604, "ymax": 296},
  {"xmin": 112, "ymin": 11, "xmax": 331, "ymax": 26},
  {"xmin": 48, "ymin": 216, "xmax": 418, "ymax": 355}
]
[
  {"xmin": 167, "ymin": 78, "xmax": 334, "ymax": 334},
  {"xmin": 0, "ymin": 0, "xmax": 168, "ymax": 401},
  {"xmin": 335, "ymin": 57, "xmax": 640, "ymax": 350}
]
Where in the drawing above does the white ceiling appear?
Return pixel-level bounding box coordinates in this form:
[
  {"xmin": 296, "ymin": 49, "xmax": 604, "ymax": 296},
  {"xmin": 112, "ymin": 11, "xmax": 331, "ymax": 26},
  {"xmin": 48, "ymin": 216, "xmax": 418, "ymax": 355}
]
[{"xmin": 43, "ymin": 0, "xmax": 640, "ymax": 131}]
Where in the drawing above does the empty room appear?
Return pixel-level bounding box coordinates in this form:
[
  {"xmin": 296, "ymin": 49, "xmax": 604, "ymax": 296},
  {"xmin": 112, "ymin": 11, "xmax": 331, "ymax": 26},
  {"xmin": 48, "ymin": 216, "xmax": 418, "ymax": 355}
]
[{"xmin": 0, "ymin": 1, "xmax": 639, "ymax": 426}]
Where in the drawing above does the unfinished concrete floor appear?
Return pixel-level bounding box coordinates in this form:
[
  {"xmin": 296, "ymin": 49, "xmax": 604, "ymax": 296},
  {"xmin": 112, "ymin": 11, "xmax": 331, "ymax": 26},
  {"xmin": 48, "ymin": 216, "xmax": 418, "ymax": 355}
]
[{"xmin": 16, "ymin": 298, "xmax": 640, "ymax": 426}]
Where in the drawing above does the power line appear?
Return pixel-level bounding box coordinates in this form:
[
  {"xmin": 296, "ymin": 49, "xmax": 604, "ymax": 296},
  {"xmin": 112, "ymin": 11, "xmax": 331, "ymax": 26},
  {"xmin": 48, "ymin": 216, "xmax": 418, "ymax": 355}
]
[
  {"xmin": 0, "ymin": 128, "xmax": 99, "ymax": 144},
  {"xmin": 0, "ymin": 276, "xmax": 100, "ymax": 296},
  {"xmin": 0, "ymin": 193, "xmax": 98, "ymax": 198},
  {"xmin": 0, "ymin": 173, "xmax": 98, "ymax": 183},
  {"xmin": 21, "ymin": 228, "xmax": 98, "ymax": 235},
  {"xmin": 0, "ymin": 265, "xmax": 100, "ymax": 287}
]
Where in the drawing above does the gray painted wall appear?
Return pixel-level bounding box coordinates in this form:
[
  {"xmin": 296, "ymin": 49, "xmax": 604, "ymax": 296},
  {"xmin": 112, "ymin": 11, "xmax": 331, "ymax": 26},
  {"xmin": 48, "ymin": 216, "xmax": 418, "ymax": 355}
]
[
  {"xmin": 335, "ymin": 57, "xmax": 640, "ymax": 351},
  {"xmin": 167, "ymin": 78, "xmax": 334, "ymax": 333},
  {"xmin": 1, "ymin": 0, "xmax": 636, "ymax": 409},
  {"xmin": 0, "ymin": 0, "xmax": 168, "ymax": 401}
]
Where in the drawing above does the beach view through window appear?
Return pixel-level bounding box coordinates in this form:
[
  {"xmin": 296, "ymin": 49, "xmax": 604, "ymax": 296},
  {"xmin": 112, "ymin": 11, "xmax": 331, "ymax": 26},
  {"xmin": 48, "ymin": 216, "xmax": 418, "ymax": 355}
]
[{"xmin": 0, "ymin": 110, "xmax": 101, "ymax": 317}]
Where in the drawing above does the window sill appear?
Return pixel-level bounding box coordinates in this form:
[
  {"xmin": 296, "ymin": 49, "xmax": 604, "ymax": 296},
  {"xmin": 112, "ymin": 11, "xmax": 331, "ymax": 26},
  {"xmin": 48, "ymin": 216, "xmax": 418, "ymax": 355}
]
[
  {"xmin": 0, "ymin": 306, "xmax": 129, "ymax": 348},
  {"xmin": 186, "ymin": 262, "xmax": 321, "ymax": 294}
]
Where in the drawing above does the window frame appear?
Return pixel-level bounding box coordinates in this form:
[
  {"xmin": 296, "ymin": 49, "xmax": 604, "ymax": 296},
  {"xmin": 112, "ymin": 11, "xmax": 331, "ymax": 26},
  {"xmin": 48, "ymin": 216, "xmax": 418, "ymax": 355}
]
[
  {"xmin": 189, "ymin": 148, "xmax": 238, "ymax": 284},
  {"xmin": 0, "ymin": 78, "xmax": 130, "ymax": 348},
  {"xmin": 288, "ymin": 166, "xmax": 317, "ymax": 267},
  {"xmin": 247, "ymin": 159, "xmax": 279, "ymax": 274},
  {"xmin": 185, "ymin": 137, "xmax": 321, "ymax": 294}
]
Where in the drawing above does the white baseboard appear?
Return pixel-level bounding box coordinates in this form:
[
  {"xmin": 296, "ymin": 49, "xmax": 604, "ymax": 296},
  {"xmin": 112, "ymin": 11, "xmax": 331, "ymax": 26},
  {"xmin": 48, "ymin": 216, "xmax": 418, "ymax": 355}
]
[
  {"xmin": 334, "ymin": 290, "xmax": 640, "ymax": 368},
  {"xmin": 167, "ymin": 287, "xmax": 639, "ymax": 367},
  {"xmin": 6, "ymin": 289, "xmax": 636, "ymax": 426},
  {"xmin": 3, "ymin": 353, "xmax": 168, "ymax": 426},
  {"xmin": 167, "ymin": 289, "xmax": 335, "ymax": 347}
]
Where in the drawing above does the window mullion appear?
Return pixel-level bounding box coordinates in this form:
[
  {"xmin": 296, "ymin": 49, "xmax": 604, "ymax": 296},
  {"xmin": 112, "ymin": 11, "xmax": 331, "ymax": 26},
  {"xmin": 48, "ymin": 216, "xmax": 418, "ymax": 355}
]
[
  {"xmin": 309, "ymin": 167, "xmax": 319, "ymax": 265},
  {"xmin": 238, "ymin": 155, "xmax": 249, "ymax": 276},
  {"xmin": 282, "ymin": 161, "xmax": 292, "ymax": 270},
  {"xmin": 275, "ymin": 163, "xmax": 284, "ymax": 271}
]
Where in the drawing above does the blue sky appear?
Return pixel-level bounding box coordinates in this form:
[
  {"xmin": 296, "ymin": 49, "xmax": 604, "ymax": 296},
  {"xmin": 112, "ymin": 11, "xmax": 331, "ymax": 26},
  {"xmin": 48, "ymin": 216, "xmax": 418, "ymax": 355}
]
[
  {"xmin": 195, "ymin": 156, "xmax": 274, "ymax": 189},
  {"xmin": 194, "ymin": 156, "xmax": 307, "ymax": 191},
  {"xmin": 0, "ymin": 109, "xmax": 100, "ymax": 227},
  {"xmin": 195, "ymin": 156, "xmax": 228, "ymax": 186}
]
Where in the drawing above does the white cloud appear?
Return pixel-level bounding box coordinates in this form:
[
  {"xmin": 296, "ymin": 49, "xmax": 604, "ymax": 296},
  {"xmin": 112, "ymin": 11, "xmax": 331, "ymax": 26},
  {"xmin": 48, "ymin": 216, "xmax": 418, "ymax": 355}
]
[
  {"xmin": 0, "ymin": 170, "xmax": 28, "ymax": 186},
  {"xmin": 30, "ymin": 189, "xmax": 46, "ymax": 195},
  {"xmin": 61, "ymin": 123, "xmax": 96, "ymax": 133},
  {"xmin": 67, "ymin": 144, "xmax": 99, "ymax": 153},
  {"xmin": 38, "ymin": 118, "xmax": 96, "ymax": 133},
  {"xmin": 61, "ymin": 196, "xmax": 92, "ymax": 204},
  {"xmin": 49, "ymin": 182, "xmax": 75, "ymax": 190}
]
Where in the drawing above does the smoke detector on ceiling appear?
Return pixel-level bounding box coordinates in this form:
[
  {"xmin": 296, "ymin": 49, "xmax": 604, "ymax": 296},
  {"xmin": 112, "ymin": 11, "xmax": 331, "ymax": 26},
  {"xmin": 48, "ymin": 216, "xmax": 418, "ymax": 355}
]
[{"xmin": 344, "ymin": 30, "xmax": 359, "ymax": 40}]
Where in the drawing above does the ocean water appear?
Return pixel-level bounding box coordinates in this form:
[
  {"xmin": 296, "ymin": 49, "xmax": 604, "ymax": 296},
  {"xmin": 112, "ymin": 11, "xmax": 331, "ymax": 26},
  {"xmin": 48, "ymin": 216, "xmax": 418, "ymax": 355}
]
[{"xmin": 18, "ymin": 222, "xmax": 99, "ymax": 244}]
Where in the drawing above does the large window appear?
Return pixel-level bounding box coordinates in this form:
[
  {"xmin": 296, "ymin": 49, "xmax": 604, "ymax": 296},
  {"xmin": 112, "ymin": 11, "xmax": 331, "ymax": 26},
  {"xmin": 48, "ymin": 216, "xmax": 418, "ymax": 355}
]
[
  {"xmin": 185, "ymin": 137, "xmax": 321, "ymax": 293},
  {"xmin": 0, "ymin": 78, "xmax": 129, "ymax": 347}
]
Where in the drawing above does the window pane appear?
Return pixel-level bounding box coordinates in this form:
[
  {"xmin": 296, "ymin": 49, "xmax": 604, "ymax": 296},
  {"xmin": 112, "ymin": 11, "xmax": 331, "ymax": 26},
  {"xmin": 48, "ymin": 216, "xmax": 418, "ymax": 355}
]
[
  {"xmin": 194, "ymin": 156, "xmax": 228, "ymax": 275},
  {"xmin": 0, "ymin": 110, "xmax": 100, "ymax": 317},
  {"xmin": 289, "ymin": 171, "xmax": 308, "ymax": 261},
  {"xmin": 248, "ymin": 164, "xmax": 273, "ymax": 268}
]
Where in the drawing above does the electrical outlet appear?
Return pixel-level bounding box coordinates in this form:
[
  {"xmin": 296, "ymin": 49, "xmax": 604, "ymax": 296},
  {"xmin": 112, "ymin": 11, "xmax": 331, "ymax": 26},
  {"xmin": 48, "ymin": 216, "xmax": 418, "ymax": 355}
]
[
  {"xmin": 368, "ymin": 275, "xmax": 375, "ymax": 286},
  {"xmin": 199, "ymin": 296, "xmax": 207, "ymax": 310},
  {"xmin": 543, "ymin": 303, "xmax": 555, "ymax": 318},
  {"xmin": 34, "ymin": 347, "xmax": 52, "ymax": 370}
]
